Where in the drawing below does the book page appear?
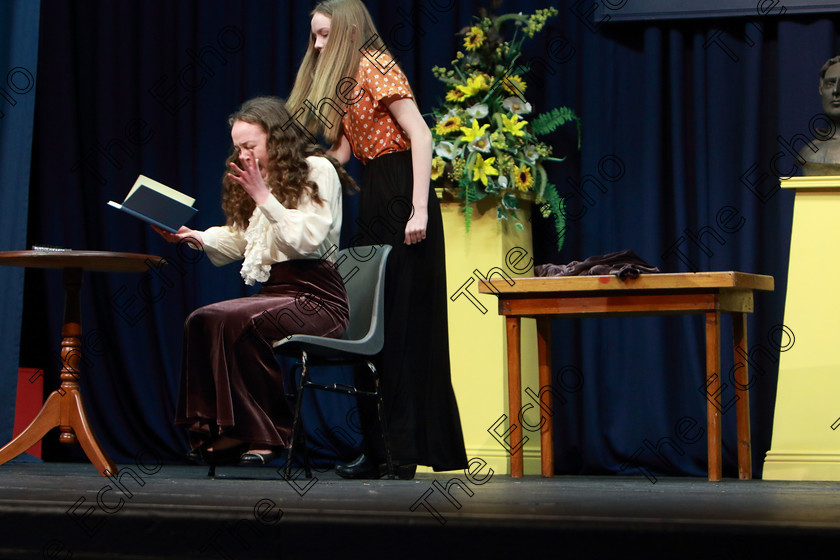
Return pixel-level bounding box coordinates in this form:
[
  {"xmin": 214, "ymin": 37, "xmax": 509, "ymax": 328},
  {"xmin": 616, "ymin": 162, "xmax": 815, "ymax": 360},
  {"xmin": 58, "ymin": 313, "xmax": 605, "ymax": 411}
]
[{"xmin": 126, "ymin": 175, "xmax": 195, "ymax": 207}]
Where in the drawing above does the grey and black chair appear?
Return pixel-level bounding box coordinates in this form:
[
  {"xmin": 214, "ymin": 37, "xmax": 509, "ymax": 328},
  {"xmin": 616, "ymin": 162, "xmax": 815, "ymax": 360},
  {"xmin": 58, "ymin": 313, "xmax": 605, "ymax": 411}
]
[{"xmin": 273, "ymin": 244, "xmax": 394, "ymax": 480}]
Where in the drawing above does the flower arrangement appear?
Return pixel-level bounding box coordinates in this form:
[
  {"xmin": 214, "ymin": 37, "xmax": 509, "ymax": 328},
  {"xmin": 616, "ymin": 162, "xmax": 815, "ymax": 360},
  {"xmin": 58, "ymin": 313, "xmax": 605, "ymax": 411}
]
[{"xmin": 429, "ymin": 5, "xmax": 580, "ymax": 249}]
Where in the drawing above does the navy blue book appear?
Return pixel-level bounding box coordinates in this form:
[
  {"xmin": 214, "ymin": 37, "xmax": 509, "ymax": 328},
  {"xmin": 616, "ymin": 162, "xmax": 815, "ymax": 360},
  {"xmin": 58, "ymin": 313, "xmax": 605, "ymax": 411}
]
[{"xmin": 108, "ymin": 175, "xmax": 197, "ymax": 233}]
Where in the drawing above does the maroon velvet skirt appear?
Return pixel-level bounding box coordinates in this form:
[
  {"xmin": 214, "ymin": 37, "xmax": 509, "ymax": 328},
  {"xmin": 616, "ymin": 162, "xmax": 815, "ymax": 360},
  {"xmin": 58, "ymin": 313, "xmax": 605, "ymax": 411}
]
[{"xmin": 175, "ymin": 258, "xmax": 349, "ymax": 449}]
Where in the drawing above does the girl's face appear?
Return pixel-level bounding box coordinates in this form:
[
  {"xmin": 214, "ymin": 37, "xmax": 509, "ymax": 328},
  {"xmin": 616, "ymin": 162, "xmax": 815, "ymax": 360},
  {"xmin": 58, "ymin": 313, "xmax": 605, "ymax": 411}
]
[
  {"xmin": 230, "ymin": 120, "xmax": 269, "ymax": 180},
  {"xmin": 311, "ymin": 12, "xmax": 331, "ymax": 52}
]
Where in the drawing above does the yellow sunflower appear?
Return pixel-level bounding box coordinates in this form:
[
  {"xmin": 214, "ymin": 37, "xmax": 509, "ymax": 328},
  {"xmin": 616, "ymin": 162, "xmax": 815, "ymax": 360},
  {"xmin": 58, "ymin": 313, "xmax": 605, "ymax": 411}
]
[
  {"xmin": 431, "ymin": 157, "xmax": 446, "ymax": 181},
  {"xmin": 513, "ymin": 164, "xmax": 535, "ymax": 191},
  {"xmin": 435, "ymin": 115, "xmax": 463, "ymax": 136},
  {"xmin": 445, "ymin": 88, "xmax": 467, "ymax": 103},
  {"xmin": 463, "ymin": 26, "xmax": 486, "ymax": 51},
  {"xmin": 502, "ymin": 74, "xmax": 528, "ymax": 96}
]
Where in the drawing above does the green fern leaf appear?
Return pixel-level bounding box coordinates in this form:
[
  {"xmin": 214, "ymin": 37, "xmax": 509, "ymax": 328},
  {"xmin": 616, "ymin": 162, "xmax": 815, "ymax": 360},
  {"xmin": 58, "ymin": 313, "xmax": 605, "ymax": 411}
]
[
  {"xmin": 461, "ymin": 175, "xmax": 475, "ymax": 232},
  {"xmin": 531, "ymin": 107, "xmax": 582, "ymax": 148},
  {"xmin": 543, "ymin": 183, "xmax": 567, "ymax": 251}
]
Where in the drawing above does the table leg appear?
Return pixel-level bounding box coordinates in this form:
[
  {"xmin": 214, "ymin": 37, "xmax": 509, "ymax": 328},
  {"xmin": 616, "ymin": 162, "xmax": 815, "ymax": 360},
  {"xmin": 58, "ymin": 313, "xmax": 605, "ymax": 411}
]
[
  {"xmin": 506, "ymin": 316, "xmax": 523, "ymax": 477},
  {"xmin": 705, "ymin": 310, "xmax": 722, "ymax": 481},
  {"xmin": 66, "ymin": 388, "xmax": 118, "ymax": 476},
  {"xmin": 58, "ymin": 269, "xmax": 118, "ymax": 476},
  {"xmin": 0, "ymin": 391, "xmax": 61, "ymax": 465},
  {"xmin": 0, "ymin": 268, "xmax": 117, "ymax": 476},
  {"xmin": 732, "ymin": 312, "xmax": 752, "ymax": 480},
  {"xmin": 536, "ymin": 318, "xmax": 553, "ymax": 478}
]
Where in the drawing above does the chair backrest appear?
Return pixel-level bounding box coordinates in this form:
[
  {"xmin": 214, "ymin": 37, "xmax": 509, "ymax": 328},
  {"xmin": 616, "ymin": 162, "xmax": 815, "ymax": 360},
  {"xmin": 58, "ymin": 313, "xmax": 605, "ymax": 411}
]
[{"xmin": 334, "ymin": 244, "xmax": 392, "ymax": 349}]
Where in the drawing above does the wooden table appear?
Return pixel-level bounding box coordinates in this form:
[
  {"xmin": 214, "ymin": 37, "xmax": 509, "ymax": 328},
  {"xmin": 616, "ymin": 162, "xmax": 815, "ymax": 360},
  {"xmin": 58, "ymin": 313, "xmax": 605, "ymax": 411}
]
[
  {"xmin": 478, "ymin": 271, "xmax": 774, "ymax": 481},
  {"xmin": 0, "ymin": 250, "xmax": 165, "ymax": 476}
]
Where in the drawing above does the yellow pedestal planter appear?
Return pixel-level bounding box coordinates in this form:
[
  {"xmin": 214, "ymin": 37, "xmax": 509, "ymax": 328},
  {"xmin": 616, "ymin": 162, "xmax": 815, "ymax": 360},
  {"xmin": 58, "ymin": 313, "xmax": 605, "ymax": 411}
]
[
  {"xmin": 416, "ymin": 191, "xmax": 542, "ymax": 475},
  {"xmin": 762, "ymin": 176, "xmax": 840, "ymax": 480}
]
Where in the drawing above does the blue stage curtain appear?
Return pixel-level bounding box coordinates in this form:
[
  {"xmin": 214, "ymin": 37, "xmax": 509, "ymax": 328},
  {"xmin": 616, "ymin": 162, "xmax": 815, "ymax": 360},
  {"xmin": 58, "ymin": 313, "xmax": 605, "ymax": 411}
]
[
  {"xmin": 22, "ymin": 0, "xmax": 840, "ymax": 477},
  {"xmin": 0, "ymin": 1, "xmax": 40, "ymax": 447},
  {"xmin": 541, "ymin": 8, "xmax": 840, "ymax": 479},
  {"xmin": 27, "ymin": 0, "xmax": 368, "ymax": 466}
]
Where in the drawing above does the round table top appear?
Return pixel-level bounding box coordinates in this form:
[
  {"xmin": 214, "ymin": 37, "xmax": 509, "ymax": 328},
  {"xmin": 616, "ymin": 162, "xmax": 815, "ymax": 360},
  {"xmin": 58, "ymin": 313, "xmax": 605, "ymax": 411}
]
[{"xmin": 0, "ymin": 250, "xmax": 166, "ymax": 273}]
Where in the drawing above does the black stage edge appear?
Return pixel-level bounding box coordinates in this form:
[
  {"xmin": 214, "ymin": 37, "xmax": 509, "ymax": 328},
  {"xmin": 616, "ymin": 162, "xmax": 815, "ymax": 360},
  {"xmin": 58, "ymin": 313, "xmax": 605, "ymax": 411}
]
[{"xmin": 1, "ymin": 462, "xmax": 840, "ymax": 559}]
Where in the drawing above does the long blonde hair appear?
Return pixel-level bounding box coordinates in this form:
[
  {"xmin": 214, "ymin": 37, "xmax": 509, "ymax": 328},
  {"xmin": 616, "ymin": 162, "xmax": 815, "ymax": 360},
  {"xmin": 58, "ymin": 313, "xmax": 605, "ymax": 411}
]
[{"xmin": 286, "ymin": 0, "xmax": 383, "ymax": 145}]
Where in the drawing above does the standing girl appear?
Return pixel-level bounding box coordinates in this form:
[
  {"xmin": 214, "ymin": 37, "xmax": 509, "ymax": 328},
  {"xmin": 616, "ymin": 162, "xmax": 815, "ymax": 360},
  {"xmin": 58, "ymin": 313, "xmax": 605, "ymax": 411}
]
[{"xmin": 288, "ymin": 0, "xmax": 467, "ymax": 478}]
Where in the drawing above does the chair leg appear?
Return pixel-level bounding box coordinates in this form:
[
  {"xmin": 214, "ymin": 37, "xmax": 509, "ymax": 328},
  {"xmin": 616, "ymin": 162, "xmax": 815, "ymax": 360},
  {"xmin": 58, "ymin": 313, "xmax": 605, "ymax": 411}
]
[
  {"xmin": 301, "ymin": 430, "xmax": 312, "ymax": 479},
  {"xmin": 284, "ymin": 351, "xmax": 310, "ymax": 481},
  {"xmin": 283, "ymin": 362, "xmax": 302, "ymax": 409},
  {"xmin": 284, "ymin": 360, "xmax": 310, "ymax": 478},
  {"xmin": 368, "ymin": 360, "xmax": 395, "ymax": 480}
]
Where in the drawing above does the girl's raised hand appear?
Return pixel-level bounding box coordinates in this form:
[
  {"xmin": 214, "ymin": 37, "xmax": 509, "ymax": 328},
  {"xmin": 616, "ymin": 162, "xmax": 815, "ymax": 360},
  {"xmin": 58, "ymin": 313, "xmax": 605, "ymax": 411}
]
[{"xmin": 228, "ymin": 153, "xmax": 270, "ymax": 205}]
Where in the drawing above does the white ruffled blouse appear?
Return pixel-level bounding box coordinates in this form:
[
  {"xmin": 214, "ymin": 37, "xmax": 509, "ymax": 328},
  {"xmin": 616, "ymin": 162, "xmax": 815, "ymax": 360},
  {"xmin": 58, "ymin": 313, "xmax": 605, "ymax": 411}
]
[{"xmin": 200, "ymin": 156, "xmax": 342, "ymax": 285}]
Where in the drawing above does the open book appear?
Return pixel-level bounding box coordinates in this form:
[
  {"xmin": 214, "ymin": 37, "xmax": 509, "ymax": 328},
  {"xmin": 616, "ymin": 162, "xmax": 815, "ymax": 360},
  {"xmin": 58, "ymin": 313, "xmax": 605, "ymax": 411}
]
[{"xmin": 108, "ymin": 175, "xmax": 198, "ymax": 233}]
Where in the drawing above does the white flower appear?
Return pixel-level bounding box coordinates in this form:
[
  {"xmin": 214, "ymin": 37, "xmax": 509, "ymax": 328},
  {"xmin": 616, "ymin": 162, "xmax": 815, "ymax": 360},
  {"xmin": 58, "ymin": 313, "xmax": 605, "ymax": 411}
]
[
  {"xmin": 467, "ymin": 135, "xmax": 492, "ymax": 153},
  {"xmin": 435, "ymin": 141, "xmax": 458, "ymax": 160},
  {"xmin": 498, "ymin": 175, "xmax": 509, "ymax": 189},
  {"xmin": 503, "ymin": 96, "xmax": 532, "ymax": 115},
  {"xmin": 523, "ymin": 144, "xmax": 539, "ymax": 163},
  {"xmin": 466, "ymin": 103, "xmax": 489, "ymax": 119},
  {"xmin": 441, "ymin": 107, "xmax": 459, "ymax": 119}
]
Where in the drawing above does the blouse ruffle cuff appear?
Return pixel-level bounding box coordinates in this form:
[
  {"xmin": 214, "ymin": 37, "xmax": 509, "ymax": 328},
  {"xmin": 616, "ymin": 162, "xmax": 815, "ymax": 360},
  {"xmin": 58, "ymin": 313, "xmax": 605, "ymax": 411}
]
[{"xmin": 240, "ymin": 218, "xmax": 272, "ymax": 286}]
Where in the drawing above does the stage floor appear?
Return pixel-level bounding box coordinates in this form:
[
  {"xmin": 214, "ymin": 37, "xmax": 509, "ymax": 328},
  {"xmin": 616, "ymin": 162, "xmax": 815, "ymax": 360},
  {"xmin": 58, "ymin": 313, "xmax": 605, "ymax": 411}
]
[{"xmin": 1, "ymin": 461, "xmax": 839, "ymax": 558}]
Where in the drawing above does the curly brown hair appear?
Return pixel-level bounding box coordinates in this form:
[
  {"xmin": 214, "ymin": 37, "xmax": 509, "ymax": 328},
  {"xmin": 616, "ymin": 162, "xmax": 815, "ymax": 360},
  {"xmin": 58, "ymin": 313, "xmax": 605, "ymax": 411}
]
[{"xmin": 221, "ymin": 96, "xmax": 357, "ymax": 228}]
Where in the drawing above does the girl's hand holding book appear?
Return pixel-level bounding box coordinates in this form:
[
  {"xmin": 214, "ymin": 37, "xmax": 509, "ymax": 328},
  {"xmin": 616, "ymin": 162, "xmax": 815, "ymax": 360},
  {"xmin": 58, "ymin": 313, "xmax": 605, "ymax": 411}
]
[{"xmin": 152, "ymin": 225, "xmax": 203, "ymax": 247}]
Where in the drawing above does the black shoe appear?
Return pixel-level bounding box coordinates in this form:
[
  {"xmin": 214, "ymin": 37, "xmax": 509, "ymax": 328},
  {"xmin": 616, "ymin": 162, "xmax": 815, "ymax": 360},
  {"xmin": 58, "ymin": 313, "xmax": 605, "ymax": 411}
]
[
  {"xmin": 187, "ymin": 448, "xmax": 204, "ymax": 463},
  {"xmin": 239, "ymin": 450, "xmax": 279, "ymax": 465},
  {"xmin": 335, "ymin": 453, "xmax": 376, "ymax": 478},
  {"xmin": 335, "ymin": 453, "xmax": 417, "ymax": 480},
  {"xmin": 392, "ymin": 462, "xmax": 417, "ymax": 480},
  {"xmin": 188, "ymin": 441, "xmax": 248, "ymax": 466}
]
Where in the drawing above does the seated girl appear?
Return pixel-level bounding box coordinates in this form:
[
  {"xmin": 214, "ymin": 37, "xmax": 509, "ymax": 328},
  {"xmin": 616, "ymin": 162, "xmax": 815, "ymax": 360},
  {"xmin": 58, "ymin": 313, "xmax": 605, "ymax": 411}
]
[{"xmin": 155, "ymin": 96, "xmax": 355, "ymax": 465}]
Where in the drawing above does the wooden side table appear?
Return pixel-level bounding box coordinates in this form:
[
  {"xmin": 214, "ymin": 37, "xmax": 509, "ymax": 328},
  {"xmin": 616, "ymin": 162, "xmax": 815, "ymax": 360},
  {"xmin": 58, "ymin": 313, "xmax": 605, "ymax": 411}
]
[
  {"xmin": 478, "ymin": 271, "xmax": 774, "ymax": 481},
  {"xmin": 0, "ymin": 250, "xmax": 165, "ymax": 476}
]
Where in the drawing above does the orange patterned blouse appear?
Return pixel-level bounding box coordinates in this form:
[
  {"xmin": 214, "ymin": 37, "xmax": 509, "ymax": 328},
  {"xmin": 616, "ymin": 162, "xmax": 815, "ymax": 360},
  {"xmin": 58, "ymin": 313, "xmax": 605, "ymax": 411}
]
[{"xmin": 342, "ymin": 51, "xmax": 414, "ymax": 164}]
